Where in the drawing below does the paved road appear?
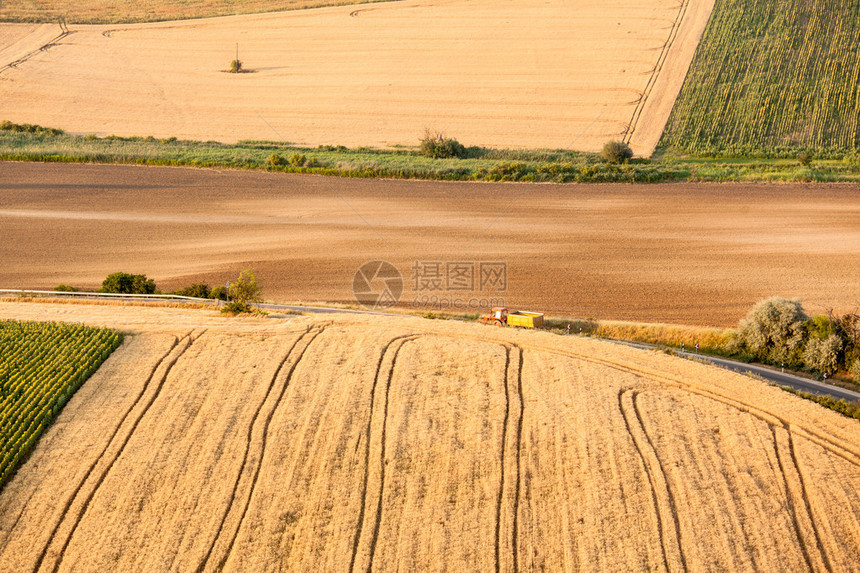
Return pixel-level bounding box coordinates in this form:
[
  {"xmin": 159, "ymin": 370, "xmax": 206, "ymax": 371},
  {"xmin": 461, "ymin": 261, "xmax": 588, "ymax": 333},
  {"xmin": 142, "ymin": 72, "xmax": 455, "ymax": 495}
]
[{"xmin": 614, "ymin": 340, "xmax": 860, "ymax": 403}]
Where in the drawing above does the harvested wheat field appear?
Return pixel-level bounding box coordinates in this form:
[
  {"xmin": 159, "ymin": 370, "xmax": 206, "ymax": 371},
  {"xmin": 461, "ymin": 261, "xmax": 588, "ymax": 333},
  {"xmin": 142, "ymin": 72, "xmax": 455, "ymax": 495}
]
[
  {"xmin": 0, "ymin": 0, "xmax": 715, "ymax": 155},
  {"xmin": 3, "ymin": 163, "xmax": 860, "ymax": 327},
  {"xmin": 0, "ymin": 301, "xmax": 858, "ymax": 572}
]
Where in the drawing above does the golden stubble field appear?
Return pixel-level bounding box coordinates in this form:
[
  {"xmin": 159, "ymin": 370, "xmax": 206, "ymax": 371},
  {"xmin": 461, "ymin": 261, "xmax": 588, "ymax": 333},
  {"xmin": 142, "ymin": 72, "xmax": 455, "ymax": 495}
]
[
  {"xmin": 0, "ymin": 0, "xmax": 715, "ymax": 154},
  {"xmin": 0, "ymin": 301, "xmax": 858, "ymax": 572},
  {"xmin": 2, "ymin": 163, "xmax": 860, "ymax": 327}
]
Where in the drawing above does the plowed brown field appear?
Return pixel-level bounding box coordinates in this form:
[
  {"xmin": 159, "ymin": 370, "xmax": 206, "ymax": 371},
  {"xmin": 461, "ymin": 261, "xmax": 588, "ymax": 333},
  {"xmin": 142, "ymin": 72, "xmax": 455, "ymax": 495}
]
[
  {"xmin": 0, "ymin": 302, "xmax": 858, "ymax": 572},
  {"xmin": 2, "ymin": 163, "xmax": 860, "ymax": 327},
  {"xmin": 0, "ymin": 0, "xmax": 715, "ymax": 155}
]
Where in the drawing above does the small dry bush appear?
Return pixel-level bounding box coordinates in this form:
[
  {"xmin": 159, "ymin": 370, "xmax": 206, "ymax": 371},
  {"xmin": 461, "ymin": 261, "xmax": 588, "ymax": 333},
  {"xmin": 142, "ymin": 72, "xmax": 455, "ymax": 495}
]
[
  {"xmin": 419, "ymin": 129, "xmax": 466, "ymax": 159},
  {"xmin": 229, "ymin": 59, "xmax": 243, "ymax": 73},
  {"xmin": 601, "ymin": 140, "xmax": 633, "ymax": 164}
]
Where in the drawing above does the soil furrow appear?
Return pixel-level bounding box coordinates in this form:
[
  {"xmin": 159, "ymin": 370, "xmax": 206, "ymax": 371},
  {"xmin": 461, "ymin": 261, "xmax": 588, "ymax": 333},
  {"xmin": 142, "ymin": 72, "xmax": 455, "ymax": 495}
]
[
  {"xmin": 214, "ymin": 326, "xmax": 327, "ymax": 571},
  {"xmin": 29, "ymin": 331, "xmax": 185, "ymax": 573},
  {"xmin": 195, "ymin": 325, "xmax": 314, "ymax": 573},
  {"xmin": 43, "ymin": 329, "xmax": 204, "ymax": 573}
]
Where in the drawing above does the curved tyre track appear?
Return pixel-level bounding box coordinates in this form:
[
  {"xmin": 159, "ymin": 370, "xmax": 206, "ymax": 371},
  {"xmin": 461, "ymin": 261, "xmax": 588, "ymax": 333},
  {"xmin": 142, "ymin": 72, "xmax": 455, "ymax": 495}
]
[
  {"xmin": 34, "ymin": 328, "xmax": 204, "ymax": 573},
  {"xmin": 348, "ymin": 334, "xmax": 419, "ymax": 573},
  {"xmin": 0, "ymin": 21, "xmax": 72, "ymax": 76},
  {"xmin": 207, "ymin": 325, "xmax": 327, "ymax": 572},
  {"xmin": 194, "ymin": 325, "xmax": 318, "ymax": 573},
  {"xmin": 771, "ymin": 426, "xmax": 831, "ymax": 573},
  {"xmin": 493, "ymin": 344, "xmax": 523, "ymax": 573},
  {"xmin": 619, "ymin": 389, "xmax": 687, "ymax": 573},
  {"xmin": 353, "ymin": 335, "xmax": 420, "ymax": 573}
]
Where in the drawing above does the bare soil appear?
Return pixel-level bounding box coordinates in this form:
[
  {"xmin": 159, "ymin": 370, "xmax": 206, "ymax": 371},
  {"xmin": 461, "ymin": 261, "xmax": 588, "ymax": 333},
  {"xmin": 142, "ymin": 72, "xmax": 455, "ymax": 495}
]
[
  {"xmin": 2, "ymin": 163, "xmax": 859, "ymax": 327},
  {"xmin": 0, "ymin": 302, "xmax": 857, "ymax": 572},
  {"xmin": 0, "ymin": 0, "xmax": 715, "ymax": 155}
]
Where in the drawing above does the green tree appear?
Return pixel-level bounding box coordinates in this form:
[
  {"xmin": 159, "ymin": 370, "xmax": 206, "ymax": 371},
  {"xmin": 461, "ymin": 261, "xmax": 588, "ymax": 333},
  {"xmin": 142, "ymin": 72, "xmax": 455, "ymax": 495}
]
[
  {"xmin": 100, "ymin": 272, "xmax": 156, "ymax": 294},
  {"xmin": 734, "ymin": 297, "xmax": 808, "ymax": 364},
  {"xmin": 222, "ymin": 270, "xmax": 262, "ymax": 314},
  {"xmin": 803, "ymin": 334, "xmax": 842, "ymax": 375}
]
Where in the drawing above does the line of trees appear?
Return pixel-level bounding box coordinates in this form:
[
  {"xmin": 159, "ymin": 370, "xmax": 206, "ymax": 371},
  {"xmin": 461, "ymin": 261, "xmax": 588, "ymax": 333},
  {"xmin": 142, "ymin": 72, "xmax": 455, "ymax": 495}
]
[{"xmin": 730, "ymin": 297, "xmax": 860, "ymax": 380}]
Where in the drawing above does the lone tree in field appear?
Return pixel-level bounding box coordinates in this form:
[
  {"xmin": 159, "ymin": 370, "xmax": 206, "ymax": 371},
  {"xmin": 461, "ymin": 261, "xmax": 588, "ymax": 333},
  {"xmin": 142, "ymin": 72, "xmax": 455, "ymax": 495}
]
[
  {"xmin": 733, "ymin": 297, "xmax": 808, "ymax": 364},
  {"xmin": 601, "ymin": 140, "xmax": 633, "ymax": 164},
  {"xmin": 223, "ymin": 270, "xmax": 262, "ymax": 313}
]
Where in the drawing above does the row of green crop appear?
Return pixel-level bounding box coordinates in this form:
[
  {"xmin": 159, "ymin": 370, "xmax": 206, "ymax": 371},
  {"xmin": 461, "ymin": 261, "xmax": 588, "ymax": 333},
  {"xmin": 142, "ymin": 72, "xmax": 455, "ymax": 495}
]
[
  {"xmin": 661, "ymin": 0, "xmax": 860, "ymax": 156},
  {"xmin": 0, "ymin": 320, "xmax": 122, "ymax": 487}
]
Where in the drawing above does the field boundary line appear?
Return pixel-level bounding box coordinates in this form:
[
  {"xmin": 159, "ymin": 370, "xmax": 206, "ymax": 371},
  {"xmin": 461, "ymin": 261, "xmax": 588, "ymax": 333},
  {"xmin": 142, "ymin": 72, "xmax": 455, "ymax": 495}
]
[
  {"xmin": 622, "ymin": 0, "xmax": 691, "ymax": 145},
  {"xmin": 195, "ymin": 325, "xmax": 315, "ymax": 572},
  {"xmin": 213, "ymin": 325, "xmax": 327, "ymax": 571},
  {"xmin": 37, "ymin": 328, "xmax": 204, "ymax": 573},
  {"xmin": 349, "ymin": 334, "xmax": 421, "ymax": 573}
]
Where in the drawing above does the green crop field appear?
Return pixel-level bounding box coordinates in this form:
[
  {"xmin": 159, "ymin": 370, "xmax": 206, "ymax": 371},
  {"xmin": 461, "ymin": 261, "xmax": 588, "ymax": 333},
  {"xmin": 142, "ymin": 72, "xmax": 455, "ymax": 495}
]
[
  {"xmin": 0, "ymin": 320, "xmax": 122, "ymax": 487},
  {"xmin": 661, "ymin": 0, "xmax": 860, "ymax": 157}
]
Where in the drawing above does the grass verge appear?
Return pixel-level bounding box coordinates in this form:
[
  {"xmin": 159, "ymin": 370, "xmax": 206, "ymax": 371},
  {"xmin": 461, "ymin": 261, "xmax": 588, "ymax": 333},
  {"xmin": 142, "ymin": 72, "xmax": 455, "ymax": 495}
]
[{"xmin": 2, "ymin": 125, "xmax": 859, "ymax": 183}]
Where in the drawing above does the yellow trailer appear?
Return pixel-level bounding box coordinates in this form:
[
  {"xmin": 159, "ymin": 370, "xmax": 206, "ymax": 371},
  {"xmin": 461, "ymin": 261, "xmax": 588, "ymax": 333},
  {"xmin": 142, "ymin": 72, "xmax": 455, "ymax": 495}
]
[
  {"xmin": 506, "ymin": 310, "xmax": 544, "ymax": 328},
  {"xmin": 481, "ymin": 307, "xmax": 544, "ymax": 328}
]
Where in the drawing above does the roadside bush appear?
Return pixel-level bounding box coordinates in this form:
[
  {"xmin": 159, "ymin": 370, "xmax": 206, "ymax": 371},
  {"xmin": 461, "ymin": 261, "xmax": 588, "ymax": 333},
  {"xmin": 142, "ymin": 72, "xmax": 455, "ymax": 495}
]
[
  {"xmin": 850, "ymin": 359, "xmax": 860, "ymax": 382},
  {"xmin": 221, "ymin": 301, "xmax": 251, "ymax": 314},
  {"xmin": 99, "ymin": 272, "xmax": 156, "ymax": 295},
  {"xmin": 289, "ymin": 153, "xmax": 307, "ymax": 167},
  {"xmin": 733, "ymin": 297, "xmax": 808, "ymax": 364},
  {"xmin": 174, "ymin": 282, "xmax": 211, "ymax": 298},
  {"xmin": 226, "ymin": 270, "xmax": 261, "ymax": 308},
  {"xmin": 267, "ymin": 153, "xmax": 286, "ymax": 167},
  {"xmin": 0, "ymin": 120, "xmax": 63, "ymax": 136},
  {"xmin": 601, "ymin": 140, "xmax": 633, "ymax": 164},
  {"xmin": 797, "ymin": 150, "xmax": 813, "ymax": 166},
  {"xmin": 209, "ymin": 285, "xmax": 228, "ymax": 301},
  {"xmin": 54, "ymin": 285, "xmax": 76, "ymax": 292},
  {"xmin": 803, "ymin": 334, "xmax": 842, "ymax": 375},
  {"xmin": 419, "ymin": 129, "xmax": 466, "ymax": 159}
]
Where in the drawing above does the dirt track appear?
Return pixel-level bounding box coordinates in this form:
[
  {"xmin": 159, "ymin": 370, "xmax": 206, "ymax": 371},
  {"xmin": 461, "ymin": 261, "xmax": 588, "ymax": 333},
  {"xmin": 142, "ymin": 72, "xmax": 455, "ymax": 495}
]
[
  {"xmin": 0, "ymin": 0, "xmax": 714, "ymax": 155},
  {"xmin": 0, "ymin": 302, "xmax": 858, "ymax": 572},
  {"xmin": 2, "ymin": 162, "xmax": 859, "ymax": 326}
]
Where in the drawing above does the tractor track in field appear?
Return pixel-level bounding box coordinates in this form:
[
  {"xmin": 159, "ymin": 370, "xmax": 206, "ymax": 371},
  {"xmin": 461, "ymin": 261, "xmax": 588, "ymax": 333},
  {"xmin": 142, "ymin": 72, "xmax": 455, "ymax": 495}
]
[
  {"xmin": 493, "ymin": 345, "xmax": 512, "ymax": 573},
  {"xmin": 510, "ymin": 346, "xmax": 524, "ymax": 573},
  {"xmin": 619, "ymin": 389, "xmax": 686, "ymax": 573},
  {"xmin": 0, "ymin": 21, "xmax": 72, "ymax": 77},
  {"xmin": 787, "ymin": 430, "xmax": 833, "ymax": 573},
  {"xmin": 361, "ymin": 335, "xmax": 419, "ymax": 572},
  {"xmin": 771, "ymin": 426, "xmax": 824, "ymax": 573},
  {"xmin": 348, "ymin": 334, "xmax": 420, "ymax": 573},
  {"xmin": 194, "ymin": 325, "xmax": 317, "ymax": 573},
  {"xmin": 622, "ymin": 0, "xmax": 691, "ymax": 144},
  {"xmin": 28, "ymin": 330, "xmax": 185, "ymax": 572},
  {"xmin": 35, "ymin": 328, "xmax": 204, "ymax": 573},
  {"xmin": 211, "ymin": 325, "xmax": 327, "ymax": 572}
]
